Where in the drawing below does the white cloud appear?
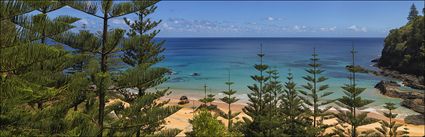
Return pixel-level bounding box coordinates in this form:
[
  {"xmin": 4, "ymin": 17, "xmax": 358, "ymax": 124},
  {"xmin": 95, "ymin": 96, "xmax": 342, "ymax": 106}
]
[
  {"xmin": 266, "ymin": 16, "xmax": 283, "ymax": 21},
  {"xmin": 320, "ymin": 26, "xmax": 337, "ymax": 32},
  {"xmin": 160, "ymin": 18, "xmax": 244, "ymax": 33},
  {"xmin": 267, "ymin": 17, "xmax": 275, "ymax": 21},
  {"xmin": 293, "ymin": 25, "xmax": 307, "ymax": 32},
  {"xmin": 347, "ymin": 25, "xmax": 367, "ymax": 32},
  {"xmin": 161, "ymin": 22, "xmax": 174, "ymax": 30}
]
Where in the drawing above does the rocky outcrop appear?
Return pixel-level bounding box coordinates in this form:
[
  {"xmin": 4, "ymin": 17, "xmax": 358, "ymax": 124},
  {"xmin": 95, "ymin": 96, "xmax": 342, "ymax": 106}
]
[
  {"xmin": 375, "ymin": 80, "xmax": 424, "ymax": 114},
  {"xmin": 401, "ymin": 99, "xmax": 425, "ymax": 114},
  {"xmin": 374, "ymin": 80, "xmax": 423, "ymax": 99},
  {"xmin": 375, "ymin": 81, "xmax": 401, "ymax": 98},
  {"xmin": 369, "ymin": 67, "xmax": 424, "ymax": 90},
  {"xmin": 355, "ymin": 63, "xmax": 424, "ymax": 90},
  {"xmin": 378, "ymin": 68, "xmax": 425, "ymax": 90},
  {"xmin": 178, "ymin": 96, "xmax": 189, "ymax": 105}
]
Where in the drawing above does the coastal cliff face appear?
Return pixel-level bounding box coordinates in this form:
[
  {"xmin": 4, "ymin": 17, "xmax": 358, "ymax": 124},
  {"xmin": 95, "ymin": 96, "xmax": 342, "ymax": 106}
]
[{"xmin": 378, "ymin": 16, "xmax": 425, "ymax": 76}]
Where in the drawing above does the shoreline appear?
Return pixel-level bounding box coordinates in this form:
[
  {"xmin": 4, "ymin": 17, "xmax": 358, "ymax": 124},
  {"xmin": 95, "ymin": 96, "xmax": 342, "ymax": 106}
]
[
  {"xmin": 160, "ymin": 93, "xmax": 425, "ymax": 136},
  {"xmin": 162, "ymin": 88, "xmax": 420, "ymax": 116},
  {"xmin": 369, "ymin": 61, "xmax": 424, "ymax": 90}
]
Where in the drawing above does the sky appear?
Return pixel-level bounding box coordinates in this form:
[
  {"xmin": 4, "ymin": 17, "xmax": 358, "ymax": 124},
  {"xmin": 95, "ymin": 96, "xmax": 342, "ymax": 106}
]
[{"xmin": 47, "ymin": 1, "xmax": 425, "ymax": 37}]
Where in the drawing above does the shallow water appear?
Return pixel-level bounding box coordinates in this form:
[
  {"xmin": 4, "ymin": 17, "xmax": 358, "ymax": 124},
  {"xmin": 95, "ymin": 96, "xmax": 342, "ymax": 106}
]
[{"xmin": 154, "ymin": 37, "xmax": 419, "ymax": 115}]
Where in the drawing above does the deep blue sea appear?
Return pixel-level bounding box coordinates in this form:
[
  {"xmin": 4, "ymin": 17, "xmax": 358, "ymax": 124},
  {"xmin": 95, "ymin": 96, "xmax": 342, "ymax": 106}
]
[{"xmin": 154, "ymin": 37, "xmax": 418, "ymax": 115}]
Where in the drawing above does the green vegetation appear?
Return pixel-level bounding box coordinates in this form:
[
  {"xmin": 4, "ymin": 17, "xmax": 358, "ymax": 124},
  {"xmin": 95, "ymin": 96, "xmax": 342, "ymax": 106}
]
[
  {"xmin": 198, "ymin": 84, "xmax": 217, "ymax": 110},
  {"xmin": 408, "ymin": 4, "xmax": 419, "ymax": 21},
  {"xmin": 299, "ymin": 48, "xmax": 335, "ymax": 136},
  {"xmin": 361, "ymin": 103, "xmax": 410, "ymax": 137},
  {"xmin": 379, "ymin": 3, "xmax": 424, "ymax": 76},
  {"xmin": 242, "ymin": 45, "xmax": 278, "ymax": 136},
  {"xmin": 1, "ymin": 1, "xmax": 83, "ymax": 135},
  {"xmin": 185, "ymin": 110, "xmax": 227, "ymax": 137},
  {"xmin": 333, "ymin": 48, "xmax": 377, "ymax": 137},
  {"xmin": 375, "ymin": 103, "xmax": 409, "ymax": 137},
  {"xmin": 1, "ymin": 1, "xmax": 179, "ymax": 136},
  {"xmin": 281, "ymin": 71, "xmax": 313, "ymax": 136},
  {"xmin": 218, "ymin": 72, "xmax": 241, "ymax": 132}
]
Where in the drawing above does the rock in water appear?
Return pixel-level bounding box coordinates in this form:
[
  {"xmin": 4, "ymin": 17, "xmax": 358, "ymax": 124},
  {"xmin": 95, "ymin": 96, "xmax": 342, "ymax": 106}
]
[
  {"xmin": 190, "ymin": 73, "xmax": 200, "ymax": 76},
  {"xmin": 375, "ymin": 80, "xmax": 425, "ymax": 114},
  {"xmin": 374, "ymin": 80, "xmax": 401, "ymax": 98},
  {"xmin": 401, "ymin": 99, "xmax": 425, "ymax": 114}
]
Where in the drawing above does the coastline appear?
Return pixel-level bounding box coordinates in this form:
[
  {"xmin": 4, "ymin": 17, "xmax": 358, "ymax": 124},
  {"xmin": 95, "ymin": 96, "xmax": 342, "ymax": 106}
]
[
  {"xmin": 160, "ymin": 92, "xmax": 425, "ymax": 136},
  {"xmin": 162, "ymin": 88, "xmax": 420, "ymax": 116}
]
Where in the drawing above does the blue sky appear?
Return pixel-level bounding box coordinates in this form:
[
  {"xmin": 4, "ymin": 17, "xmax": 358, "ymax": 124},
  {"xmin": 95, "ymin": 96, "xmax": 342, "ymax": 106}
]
[{"xmin": 48, "ymin": 1, "xmax": 424, "ymax": 37}]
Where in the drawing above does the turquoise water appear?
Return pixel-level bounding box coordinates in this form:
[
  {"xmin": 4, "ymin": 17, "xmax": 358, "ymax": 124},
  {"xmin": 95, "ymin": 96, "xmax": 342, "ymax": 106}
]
[{"xmin": 155, "ymin": 37, "xmax": 418, "ymax": 115}]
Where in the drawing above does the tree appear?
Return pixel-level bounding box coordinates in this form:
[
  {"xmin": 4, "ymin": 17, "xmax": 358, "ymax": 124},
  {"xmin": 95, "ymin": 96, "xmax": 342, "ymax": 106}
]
[
  {"xmin": 65, "ymin": 1, "xmax": 143, "ymax": 136},
  {"xmin": 374, "ymin": 103, "xmax": 409, "ymax": 137},
  {"xmin": 333, "ymin": 47, "xmax": 377, "ymax": 137},
  {"xmin": 265, "ymin": 69, "xmax": 282, "ymax": 113},
  {"xmin": 299, "ymin": 48, "xmax": 335, "ymax": 136},
  {"xmin": 110, "ymin": 1, "xmax": 181, "ymax": 136},
  {"xmin": 281, "ymin": 71, "xmax": 312, "ymax": 136},
  {"xmin": 121, "ymin": 1, "xmax": 166, "ymax": 96},
  {"xmin": 62, "ymin": 1, "xmax": 180, "ymax": 136},
  {"xmin": 0, "ymin": 1, "xmax": 87, "ymax": 135},
  {"xmin": 11, "ymin": 0, "xmax": 81, "ymax": 110},
  {"xmin": 198, "ymin": 84, "xmax": 216, "ymax": 110},
  {"xmin": 408, "ymin": 4, "xmax": 418, "ymax": 21},
  {"xmin": 264, "ymin": 68, "xmax": 285, "ymax": 136},
  {"xmin": 242, "ymin": 45, "xmax": 272, "ymax": 136},
  {"xmin": 199, "ymin": 84, "xmax": 208, "ymax": 105},
  {"xmin": 2, "ymin": 1, "xmax": 179, "ymax": 136},
  {"xmin": 14, "ymin": 1, "xmax": 77, "ymax": 43},
  {"xmin": 218, "ymin": 71, "xmax": 241, "ymax": 132},
  {"xmin": 185, "ymin": 110, "xmax": 227, "ymax": 137}
]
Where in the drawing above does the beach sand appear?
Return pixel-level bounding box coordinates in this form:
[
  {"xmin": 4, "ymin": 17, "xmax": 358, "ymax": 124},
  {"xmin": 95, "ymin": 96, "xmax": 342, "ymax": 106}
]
[{"xmin": 159, "ymin": 91, "xmax": 425, "ymax": 137}]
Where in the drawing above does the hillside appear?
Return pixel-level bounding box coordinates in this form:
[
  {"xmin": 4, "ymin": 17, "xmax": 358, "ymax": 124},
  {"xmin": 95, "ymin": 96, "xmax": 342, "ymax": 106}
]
[{"xmin": 378, "ymin": 16, "xmax": 425, "ymax": 76}]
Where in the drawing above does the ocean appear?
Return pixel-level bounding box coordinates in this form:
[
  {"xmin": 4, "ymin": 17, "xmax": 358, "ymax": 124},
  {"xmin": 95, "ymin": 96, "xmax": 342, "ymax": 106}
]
[{"xmin": 154, "ymin": 37, "xmax": 418, "ymax": 115}]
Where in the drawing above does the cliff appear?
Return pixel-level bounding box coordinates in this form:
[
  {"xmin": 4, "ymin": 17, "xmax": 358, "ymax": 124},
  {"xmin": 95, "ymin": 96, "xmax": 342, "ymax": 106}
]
[{"xmin": 378, "ymin": 16, "xmax": 425, "ymax": 76}]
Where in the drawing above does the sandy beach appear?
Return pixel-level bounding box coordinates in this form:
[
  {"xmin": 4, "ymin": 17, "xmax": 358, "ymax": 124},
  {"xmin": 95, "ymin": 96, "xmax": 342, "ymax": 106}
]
[{"xmin": 158, "ymin": 91, "xmax": 425, "ymax": 137}]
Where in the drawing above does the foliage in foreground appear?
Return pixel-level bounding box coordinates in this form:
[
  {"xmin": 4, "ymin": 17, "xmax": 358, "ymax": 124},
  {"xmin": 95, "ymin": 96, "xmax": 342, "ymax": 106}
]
[
  {"xmin": 299, "ymin": 48, "xmax": 335, "ymax": 136},
  {"xmin": 332, "ymin": 48, "xmax": 377, "ymax": 137},
  {"xmin": 1, "ymin": 1, "xmax": 180, "ymax": 136},
  {"xmin": 218, "ymin": 72, "xmax": 241, "ymax": 132},
  {"xmin": 185, "ymin": 110, "xmax": 227, "ymax": 137}
]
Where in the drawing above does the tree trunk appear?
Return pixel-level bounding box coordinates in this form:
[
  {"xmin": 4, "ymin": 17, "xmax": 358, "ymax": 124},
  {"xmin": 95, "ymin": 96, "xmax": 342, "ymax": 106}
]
[
  {"xmin": 98, "ymin": 11, "xmax": 109, "ymax": 136},
  {"xmin": 37, "ymin": 102, "xmax": 43, "ymax": 110},
  {"xmin": 138, "ymin": 88, "xmax": 145, "ymax": 97},
  {"xmin": 136, "ymin": 130, "xmax": 141, "ymax": 137}
]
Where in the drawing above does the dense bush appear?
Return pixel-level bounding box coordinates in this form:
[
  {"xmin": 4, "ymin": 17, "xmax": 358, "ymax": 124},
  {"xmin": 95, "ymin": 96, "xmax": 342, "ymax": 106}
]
[{"xmin": 185, "ymin": 110, "xmax": 227, "ymax": 137}]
